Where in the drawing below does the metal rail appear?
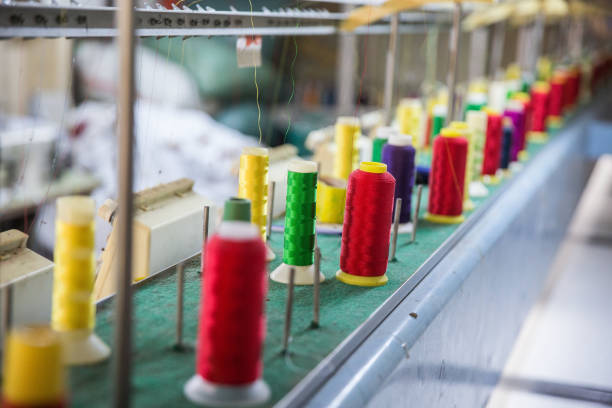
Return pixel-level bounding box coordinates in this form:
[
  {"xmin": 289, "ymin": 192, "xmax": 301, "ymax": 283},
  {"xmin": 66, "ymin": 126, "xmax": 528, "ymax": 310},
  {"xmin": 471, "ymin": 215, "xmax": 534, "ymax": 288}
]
[{"xmin": 0, "ymin": 3, "xmax": 448, "ymax": 38}]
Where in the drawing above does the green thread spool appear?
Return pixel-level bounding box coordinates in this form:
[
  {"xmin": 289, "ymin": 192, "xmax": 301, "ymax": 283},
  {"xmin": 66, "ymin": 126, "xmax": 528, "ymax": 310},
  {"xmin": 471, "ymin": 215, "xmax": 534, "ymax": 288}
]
[
  {"xmin": 430, "ymin": 104, "xmax": 447, "ymax": 145},
  {"xmin": 271, "ymin": 160, "xmax": 322, "ymax": 285},
  {"xmin": 223, "ymin": 197, "xmax": 251, "ymax": 222},
  {"xmin": 463, "ymin": 92, "xmax": 486, "ymax": 118},
  {"xmin": 372, "ymin": 127, "xmax": 393, "ymax": 162},
  {"xmin": 283, "ymin": 161, "xmax": 317, "ymax": 266}
]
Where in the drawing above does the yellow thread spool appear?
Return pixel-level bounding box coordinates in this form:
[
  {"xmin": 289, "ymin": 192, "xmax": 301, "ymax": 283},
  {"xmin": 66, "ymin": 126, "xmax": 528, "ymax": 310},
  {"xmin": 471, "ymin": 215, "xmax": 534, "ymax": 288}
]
[
  {"xmin": 333, "ymin": 117, "xmax": 360, "ymax": 180},
  {"xmin": 53, "ymin": 196, "xmax": 110, "ymax": 365},
  {"xmin": 316, "ymin": 176, "xmax": 346, "ymax": 225},
  {"xmin": 450, "ymin": 121, "xmax": 475, "ymax": 211},
  {"xmin": 3, "ymin": 326, "xmax": 64, "ymax": 406},
  {"xmin": 397, "ymin": 98, "xmax": 422, "ymax": 146},
  {"xmin": 238, "ymin": 147, "xmax": 269, "ymax": 241}
]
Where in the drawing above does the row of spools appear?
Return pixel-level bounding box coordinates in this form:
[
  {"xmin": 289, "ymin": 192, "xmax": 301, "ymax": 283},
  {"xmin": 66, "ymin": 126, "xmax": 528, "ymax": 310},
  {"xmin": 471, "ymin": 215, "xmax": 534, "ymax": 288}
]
[{"xmin": 3, "ymin": 54, "xmax": 612, "ymax": 407}]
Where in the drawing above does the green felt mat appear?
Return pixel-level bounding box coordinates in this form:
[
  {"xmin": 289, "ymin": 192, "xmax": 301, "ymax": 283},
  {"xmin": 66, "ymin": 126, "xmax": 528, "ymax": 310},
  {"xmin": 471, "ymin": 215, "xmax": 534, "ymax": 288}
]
[{"xmin": 69, "ymin": 142, "xmax": 547, "ymax": 407}]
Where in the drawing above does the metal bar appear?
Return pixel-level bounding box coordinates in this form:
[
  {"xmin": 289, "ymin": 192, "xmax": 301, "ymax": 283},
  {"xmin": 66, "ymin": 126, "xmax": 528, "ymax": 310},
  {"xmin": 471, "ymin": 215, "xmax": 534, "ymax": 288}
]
[
  {"xmin": 531, "ymin": 13, "xmax": 545, "ymax": 78},
  {"xmin": 312, "ymin": 247, "xmax": 321, "ymax": 328},
  {"xmin": 113, "ymin": 0, "xmax": 135, "ymax": 406},
  {"xmin": 411, "ymin": 185, "xmax": 423, "ymax": 244},
  {"xmin": 282, "ymin": 267, "xmax": 296, "ymax": 354},
  {"xmin": 390, "ymin": 197, "xmax": 402, "ymax": 261},
  {"xmin": 336, "ymin": 4, "xmax": 357, "ymax": 116},
  {"xmin": 382, "ymin": 13, "xmax": 399, "ymax": 124},
  {"xmin": 445, "ymin": 2, "xmax": 462, "ymax": 125},
  {"xmin": 175, "ymin": 262, "xmax": 185, "ymax": 349},
  {"xmin": 267, "ymin": 181, "xmax": 276, "ymax": 242},
  {"xmin": 0, "ymin": 4, "xmax": 449, "ymax": 39}
]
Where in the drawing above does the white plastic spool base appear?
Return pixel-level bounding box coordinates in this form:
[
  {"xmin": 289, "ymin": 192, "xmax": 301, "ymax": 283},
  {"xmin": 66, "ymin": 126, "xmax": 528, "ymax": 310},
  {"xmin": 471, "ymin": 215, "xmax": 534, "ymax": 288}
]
[
  {"xmin": 469, "ymin": 180, "xmax": 489, "ymax": 198},
  {"xmin": 184, "ymin": 375, "xmax": 270, "ymax": 407},
  {"xmin": 59, "ymin": 330, "xmax": 111, "ymax": 365},
  {"xmin": 510, "ymin": 161, "xmax": 523, "ymax": 173},
  {"xmin": 270, "ymin": 263, "xmax": 325, "ymax": 285},
  {"xmin": 395, "ymin": 222, "xmax": 414, "ymax": 234}
]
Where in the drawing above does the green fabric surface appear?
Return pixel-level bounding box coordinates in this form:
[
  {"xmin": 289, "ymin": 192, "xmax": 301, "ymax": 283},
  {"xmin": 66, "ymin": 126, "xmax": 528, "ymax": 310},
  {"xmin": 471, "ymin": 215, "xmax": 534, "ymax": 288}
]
[{"xmin": 69, "ymin": 141, "xmax": 547, "ymax": 407}]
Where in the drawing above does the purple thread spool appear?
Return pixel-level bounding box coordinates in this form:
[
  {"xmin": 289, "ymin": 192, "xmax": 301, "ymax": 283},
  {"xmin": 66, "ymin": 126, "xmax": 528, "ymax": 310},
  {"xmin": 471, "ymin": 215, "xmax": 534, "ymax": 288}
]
[
  {"xmin": 382, "ymin": 133, "xmax": 416, "ymax": 224},
  {"xmin": 503, "ymin": 100, "xmax": 525, "ymax": 162}
]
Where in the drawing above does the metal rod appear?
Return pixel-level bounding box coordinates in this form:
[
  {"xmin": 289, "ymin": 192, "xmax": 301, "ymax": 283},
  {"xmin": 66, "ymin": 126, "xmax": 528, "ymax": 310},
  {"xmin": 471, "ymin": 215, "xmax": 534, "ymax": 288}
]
[
  {"xmin": 267, "ymin": 181, "xmax": 276, "ymax": 242},
  {"xmin": 312, "ymin": 247, "xmax": 321, "ymax": 328},
  {"xmin": 383, "ymin": 13, "xmax": 399, "ymax": 125},
  {"xmin": 0, "ymin": 286, "xmax": 12, "ymax": 368},
  {"xmin": 531, "ymin": 12, "xmax": 545, "ymax": 77},
  {"xmin": 282, "ymin": 267, "xmax": 296, "ymax": 354},
  {"xmin": 201, "ymin": 205, "xmax": 210, "ymax": 271},
  {"xmin": 175, "ymin": 262, "xmax": 185, "ymax": 349},
  {"xmin": 390, "ymin": 197, "xmax": 402, "ymax": 261},
  {"xmin": 446, "ymin": 2, "xmax": 462, "ymax": 125},
  {"xmin": 411, "ymin": 185, "xmax": 423, "ymax": 244},
  {"xmin": 488, "ymin": 22, "xmax": 506, "ymax": 80},
  {"xmin": 114, "ymin": 0, "xmax": 135, "ymax": 406}
]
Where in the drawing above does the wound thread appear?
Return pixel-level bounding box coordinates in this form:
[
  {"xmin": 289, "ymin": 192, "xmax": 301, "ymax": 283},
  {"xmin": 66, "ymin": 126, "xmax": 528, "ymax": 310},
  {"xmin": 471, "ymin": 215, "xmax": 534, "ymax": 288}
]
[
  {"xmin": 466, "ymin": 110, "xmax": 487, "ymax": 183},
  {"xmin": 196, "ymin": 222, "xmax": 267, "ymax": 385},
  {"xmin": 381, "ymin": 134, "xmax": 415, "ymax": 224},
  {"xmin": 283, "ymin": 160, "xmax": 317, "ymax": 266},
  {"xmin": 500, "ymin": 118, "xmax": 513, "ymax": 170},
  {"xmin": 426, "ymin": 128, "xmax": 468, "ymax": 221},
  {"xmin": 316, "ymin": 176, "xmax": 346, "ymax": 225},
  {"xmin": 482, "ymin": 110, "xmax": 502, "ymax": 176},
  {"xmin": 238, "ymin": 147, "xmax": 269, "ymax": 241},
  {"xmin": 530, "ymin": 82, "xmax": 550, "ymax": 133},
  {"xmin": 338, "ymin": 162, "xmax": 395, "ymax": 285},
  {"xmin": 333, "ymin": 117, "xmax": 360, "ymax": 180},
  {"xmin": 52, "ymin": 196, "xmax": 96, "ymax": 333}
]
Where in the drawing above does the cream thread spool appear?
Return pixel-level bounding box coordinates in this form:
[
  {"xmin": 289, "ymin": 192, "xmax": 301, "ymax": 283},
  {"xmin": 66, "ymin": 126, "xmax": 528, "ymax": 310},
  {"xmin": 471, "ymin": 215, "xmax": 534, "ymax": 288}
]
[
  {"xmin": 52, "ymin": 196, "xmax": 110, "ymax": 365},
  {"xmin": 466, "ymin": 110, "xmax": 489, "ymax": 198}
]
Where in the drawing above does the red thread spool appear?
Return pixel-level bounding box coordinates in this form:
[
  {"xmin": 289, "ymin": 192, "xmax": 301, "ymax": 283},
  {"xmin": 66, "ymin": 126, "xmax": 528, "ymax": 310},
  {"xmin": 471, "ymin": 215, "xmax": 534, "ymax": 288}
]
[
  {"xmin": 530, "ymin": 82, "xmax": 550, "ymax": 133},
  {"xmin": 425, "ymin": 128, "xmax": 468, "ymax": 224},
  {"xmin": 566, "ymin": 67, "xmax": 581, "ymax": 109},
  {"xmin": 548, "ymin": 73, "xmax": 565, "ymax": 125},
  {"xmin": 337, "ymin": 162, "xmax": 395, "ymax": 287},
  {"xmin": 185, "ymin": 221, "xmax": 270, "ymax": 406},
  {"xmin": 481, "ymin": 109, "xmax": 502, "ymax": 180}
]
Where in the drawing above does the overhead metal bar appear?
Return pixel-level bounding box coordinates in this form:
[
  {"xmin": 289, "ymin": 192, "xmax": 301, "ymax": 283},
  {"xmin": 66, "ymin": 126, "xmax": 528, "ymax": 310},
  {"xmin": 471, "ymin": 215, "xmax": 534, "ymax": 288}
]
[{"xmin": 0, "ymin": 3, "xmax": 448, "ymax": 39}]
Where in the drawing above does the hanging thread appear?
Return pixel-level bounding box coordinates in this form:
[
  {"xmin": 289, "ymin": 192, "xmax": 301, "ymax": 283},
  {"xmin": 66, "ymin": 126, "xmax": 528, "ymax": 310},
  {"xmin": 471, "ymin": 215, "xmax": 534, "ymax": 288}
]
[
  {"xmin": 282, "ymin": 160, "xmax": 317, "ymax": 266},
  {"xmin": 2, "ymin": 326, "xmax": 65, "ymax": 408},
  {"xmin": 449, "ymin": 121, "xmax": 474, "ymax": 211},
  {"xmin": 425, "ymin": 127, "xmax": 467, "ymax": 224},
  {"xmin": 381, "ymin": 133, "xmax": 415, "ymax": 224},
  {"xmin": 333, "ymin": 117, "xmax": 360, "ymax": 180},
  {"xmin": 337, "ymin": 162, "xmax": 395, "ymax": 287},
  {"xmin": 238, "ymin": 147, "xmax": 269, "ymax": 241},
  {"xmin": 481, "ymin": 109, "xmax": 502, "ymax": 181},
  {"xmin": 316, "ymin": 176, "xmax": 346, "ymax": 225},
  {"xmin": 466, "ymin": 110, "xmax": 487, "ymax": 184},
  {"xmin": 500, "ymin": 117, "xmax": 513, "ymax": 172},
  {"xmin": 372, "ymin": 126, "xmax": 392, "ymax": 162},
  {"xmin": 187, "ymin": 221, "xmax": 268, "ymax": 402},
  {"xmin": 503, "ymin": 100, "xmax": 525, "ymax": 163}
]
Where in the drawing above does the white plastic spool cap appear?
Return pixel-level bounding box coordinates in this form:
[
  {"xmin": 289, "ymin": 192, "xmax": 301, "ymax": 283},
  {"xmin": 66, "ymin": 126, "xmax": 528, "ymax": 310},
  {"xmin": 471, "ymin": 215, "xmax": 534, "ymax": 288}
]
[
  {"xmin": 336, "ymin": 116, "xmax": 360, "ymax": 127},
  {"xmin": 288, "ymin": 159, "xmax": 317, "ymax": 174},
  {"xmin": 388, "ymin": 133, "xmax": 412, "ymax": 147},
  {"xmin": 217, "ymin": 221, "xmax": 260, "ymax": 241},
  {"xmin": 242, "ymin": 146, "xmax": 269, "ymax": 157},
  {"xmin": 376, "ymin": 126, "xmax": 395, "ymax": 140},
  {"xmin": 432, "ymin": 104, "xmax": 447, "ymax": 116}
]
